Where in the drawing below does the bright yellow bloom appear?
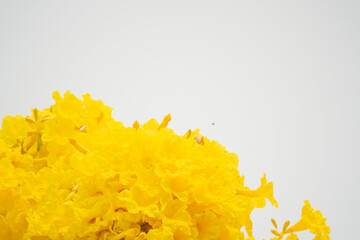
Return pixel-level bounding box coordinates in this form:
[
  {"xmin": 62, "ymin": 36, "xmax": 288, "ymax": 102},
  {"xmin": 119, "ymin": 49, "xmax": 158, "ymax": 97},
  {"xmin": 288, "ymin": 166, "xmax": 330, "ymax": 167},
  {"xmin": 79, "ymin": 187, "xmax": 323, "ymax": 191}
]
[
  {"xmin": 0, "ymin": 91, "xmax": 330, "ymax": 239},
  {"xmin": 284, "ymin": 200, "xmax": 331, "ymax": 240},
  {"xmin": 269, "ymin": 200, "xmax": 330, "ymax": 240}
]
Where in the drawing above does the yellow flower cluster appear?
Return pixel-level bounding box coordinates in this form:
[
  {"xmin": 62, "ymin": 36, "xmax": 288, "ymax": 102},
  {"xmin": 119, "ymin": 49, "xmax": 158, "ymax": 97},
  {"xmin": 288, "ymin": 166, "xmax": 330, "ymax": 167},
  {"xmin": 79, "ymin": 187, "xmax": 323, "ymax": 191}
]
[{"xmin": 0, "ymin": 91, "xmax": 330, "ymax": 240}]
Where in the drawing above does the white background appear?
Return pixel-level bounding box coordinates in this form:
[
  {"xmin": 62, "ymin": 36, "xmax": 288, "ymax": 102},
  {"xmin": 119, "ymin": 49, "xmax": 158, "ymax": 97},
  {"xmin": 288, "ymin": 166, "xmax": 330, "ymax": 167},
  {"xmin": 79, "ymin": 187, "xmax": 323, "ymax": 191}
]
[{"xmin": 1, "ymin": 1, "xmax": 359, "ymax": 239}]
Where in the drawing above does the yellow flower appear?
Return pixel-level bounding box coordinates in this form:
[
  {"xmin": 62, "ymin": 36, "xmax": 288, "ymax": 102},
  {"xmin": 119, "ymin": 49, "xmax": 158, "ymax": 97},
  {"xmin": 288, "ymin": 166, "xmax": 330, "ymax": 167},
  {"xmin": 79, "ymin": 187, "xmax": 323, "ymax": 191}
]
[
  {"xmin": 0, "ymin": 91, "xmax": 330, "ymax": 239},
  {"xmin": 0, "ymin": 115, "xmax": 31, "ymax": 147},
  {"xmin": 285, "ymin": 200, "xmax": 330, "ymax": 240}
]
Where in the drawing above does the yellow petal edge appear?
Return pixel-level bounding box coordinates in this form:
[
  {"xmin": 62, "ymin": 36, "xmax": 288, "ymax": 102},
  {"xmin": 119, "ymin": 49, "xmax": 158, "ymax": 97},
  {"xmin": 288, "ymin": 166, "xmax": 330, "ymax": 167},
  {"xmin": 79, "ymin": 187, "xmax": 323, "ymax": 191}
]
[{"xmin": 0, "ymin": 91, "xmax": 330, "ymax": 240}]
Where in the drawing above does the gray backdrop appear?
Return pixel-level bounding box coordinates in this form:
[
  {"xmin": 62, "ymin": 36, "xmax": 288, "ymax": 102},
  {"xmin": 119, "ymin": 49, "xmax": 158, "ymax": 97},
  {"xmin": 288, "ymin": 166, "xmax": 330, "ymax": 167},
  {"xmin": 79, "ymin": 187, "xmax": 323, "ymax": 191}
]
[{"xmin": 1, "ymin": 1, "xmax": 359, "ymax": 239}]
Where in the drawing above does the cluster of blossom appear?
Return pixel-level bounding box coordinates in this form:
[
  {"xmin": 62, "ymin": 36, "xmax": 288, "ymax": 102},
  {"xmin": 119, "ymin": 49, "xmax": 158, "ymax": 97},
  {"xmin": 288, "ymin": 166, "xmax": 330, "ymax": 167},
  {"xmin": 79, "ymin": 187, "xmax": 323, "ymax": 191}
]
[{"xmin": 0, "ymin": 91, "xmax": 330, "ymax": 239}]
